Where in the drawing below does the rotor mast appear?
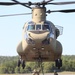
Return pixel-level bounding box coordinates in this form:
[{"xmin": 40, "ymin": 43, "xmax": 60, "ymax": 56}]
[{"xmin": 32, "ymin": 7, "xmax": 46, "ymax": 23}]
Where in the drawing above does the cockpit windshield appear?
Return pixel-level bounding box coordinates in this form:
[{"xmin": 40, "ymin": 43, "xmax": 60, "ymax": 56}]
[
  {"xmin": 42, "ymin": 25, "xmax": 50, "ymax": 30},
  {"xmin": 27, "ymin": 25, "xmax": 35, "ymax": 30},
  {"xmin": 27, "ymin": 21, "xmax": 51, "ymax": 31},
  {"xmin": 36, "ymin": 25, "xmax": 41, "ymax": 30}
]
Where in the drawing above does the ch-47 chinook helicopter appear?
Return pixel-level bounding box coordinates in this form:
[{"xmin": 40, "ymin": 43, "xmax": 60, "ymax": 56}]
[{"xmin": 0, "ymin": 0, "xmax": 75, "ymax": 72}]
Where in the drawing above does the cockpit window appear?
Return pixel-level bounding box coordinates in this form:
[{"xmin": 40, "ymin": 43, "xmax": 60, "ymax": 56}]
[
  {"xmin": 36, "ymin": 25, "xmax": 41, "ymax": 30},
  {"xmin": 27, "ymin": 21, "xmax": 51, "ymax": 31},
  {"xmin": 42, "ymin": 25, "xmax": 50, "ymax": 30},
  {"xmin": 27, "ymin": 25, "xmax": 35, "ymax": 30}
]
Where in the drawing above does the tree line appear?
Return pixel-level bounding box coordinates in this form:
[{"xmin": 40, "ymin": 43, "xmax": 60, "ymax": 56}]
[{"xmin": 0, "ymin": 55, "xmax": 75, "ymax": 74}]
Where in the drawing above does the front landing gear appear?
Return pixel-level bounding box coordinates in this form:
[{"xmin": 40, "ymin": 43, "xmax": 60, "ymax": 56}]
[
  {"xmin": 55, "ymin": 59, "xmax": 62, "ymax": 69},
  {"xmin": 18, "ymin": 59, "xmax": 25, "ymax": 69}
]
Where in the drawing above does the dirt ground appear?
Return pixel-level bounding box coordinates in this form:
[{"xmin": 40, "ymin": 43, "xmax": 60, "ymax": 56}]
[{"xmin": 0, "ymin": 72, "xmax": 75, "ymax": 75}]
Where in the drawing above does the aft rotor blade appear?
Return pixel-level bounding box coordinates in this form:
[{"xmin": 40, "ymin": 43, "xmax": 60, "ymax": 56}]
[
  {"xmin": 48, "ymin": 1, "xmax": 75, "ymax": 5},
  {"xmin": 45, "ymin": 0, "xmax": 54, "ymax": 3},
  {"xmin": 0, "ymin": 13, "xmax": 31, "ymax": 17},
  {"xmin": 51, "ymin": 9, "xmax": 75, "ymax": 13}
]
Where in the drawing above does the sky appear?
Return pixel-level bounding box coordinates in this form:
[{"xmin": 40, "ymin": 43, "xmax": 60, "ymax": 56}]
[{"xmin": 0, "ymin": 0, "xmax": 75, "ymax": 56}]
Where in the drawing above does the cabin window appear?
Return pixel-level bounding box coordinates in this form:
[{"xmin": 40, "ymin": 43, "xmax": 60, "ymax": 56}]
[
  {"xmin": 36, "ymin": 25, "xmax": 41, "ymax": 30},
  {"xmin": 27, "ymin": 25, "xmax": 35, "ymax": 30},
  {"xmin": 42, "ymin": 25, "xmax": 50, "ymax": 30}
]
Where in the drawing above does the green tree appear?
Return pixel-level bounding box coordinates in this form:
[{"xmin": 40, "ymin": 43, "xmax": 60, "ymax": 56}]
[
  {"xmin": 15, "ymin": 67, "xmax": 20, "ymax": 73},
  {"xmin": 0, "ymin": 66, "xmax": 7, "ymax": 74}
]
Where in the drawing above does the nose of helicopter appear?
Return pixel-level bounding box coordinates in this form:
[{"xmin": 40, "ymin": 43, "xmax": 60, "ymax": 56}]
[{"xmin": 27, "ymin": 31, "xmax": 50, "ymax": 43}]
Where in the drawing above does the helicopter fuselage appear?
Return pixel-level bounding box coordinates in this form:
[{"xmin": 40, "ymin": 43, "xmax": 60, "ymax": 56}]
[
  {"xmin": 17, "ymin": 20, "xmax": 62, "ymax": 61},
  {"xmin": 17, "ymin": 7, "xmax": 62, "ymax": 62}
]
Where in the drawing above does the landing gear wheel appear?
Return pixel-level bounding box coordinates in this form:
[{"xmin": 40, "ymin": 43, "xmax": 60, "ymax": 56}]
[
  {"xmin": 18, "ymin": 59, "xmax": 21, "ymax": 67},
  {"xmin": 55, "ymin": 59, "xmax": 62, "ymax": 69},
  {"xmin": 17, "ymin": 59, "xmax": 25, "ymax": 69},
  {"xmin": 21, "ymin": 60, "xmax": 25, "ymax": 69}
]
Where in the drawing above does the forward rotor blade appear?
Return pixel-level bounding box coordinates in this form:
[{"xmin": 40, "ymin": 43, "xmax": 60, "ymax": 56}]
[
  {"xmin": 51, "ymin": 9, "xmax": 75, "ymax": 13},
  {"xmin": 0, "ymin": 2, "xmax": 18, "ymax": 5},
  {"xmin": 0, "ymin": 13, "xmax": 31, "ymax": 17},
  {"xmin": 0, "ymin": 2, "xmax": 29, "ymax": 6},
  {"xmin": 48, "ymin": 1, "xmax": 75, "ymax": 5},
  {"xmin": 11, "ymin": 0, "xmax": 32, "ymax": 9}
]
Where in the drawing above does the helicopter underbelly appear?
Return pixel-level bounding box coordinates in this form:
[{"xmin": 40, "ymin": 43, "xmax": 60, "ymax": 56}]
[
  {"xmin": 17, "ymin": 38, "xmax": 62, "ymax": 61},
  {"xmin": 23, "ymin": 44, "xmax": 55, "ymax": 61}
]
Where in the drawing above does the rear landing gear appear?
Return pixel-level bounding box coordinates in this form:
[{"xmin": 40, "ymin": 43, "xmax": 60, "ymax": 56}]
[
  {"xmin": 22, "ymin": 60, "xmax": 25, "ymax": 69},
  {"xmin": 18, "ymin": 59, "xmax": 21, "ymax": 67},
  {"xmin": 55, "ymin": 59, "xmax": 62, "ymax": 69},
  {"xmin": 18, "ymin": 59, "xmax": 25, "ymax": 69}
]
